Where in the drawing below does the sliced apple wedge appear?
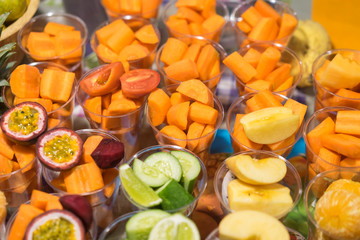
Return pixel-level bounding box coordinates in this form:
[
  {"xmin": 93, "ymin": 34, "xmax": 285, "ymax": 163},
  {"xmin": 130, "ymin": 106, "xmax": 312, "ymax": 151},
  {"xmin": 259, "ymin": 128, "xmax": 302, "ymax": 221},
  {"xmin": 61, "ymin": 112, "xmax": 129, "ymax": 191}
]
[
  {"xmin": 227, "ymin": 179, "xmax": 293, "ymax": 218},
  {"xmin": 219, "ymin": 210, "xmax": 290, "ymax": 240},
  {"xmin": 226, "ymin": 155, "xmax": 287, "ymax": 185},
  {"xmin": 240, "ymin": 107, "xmax": 299, "ymax": 144}
]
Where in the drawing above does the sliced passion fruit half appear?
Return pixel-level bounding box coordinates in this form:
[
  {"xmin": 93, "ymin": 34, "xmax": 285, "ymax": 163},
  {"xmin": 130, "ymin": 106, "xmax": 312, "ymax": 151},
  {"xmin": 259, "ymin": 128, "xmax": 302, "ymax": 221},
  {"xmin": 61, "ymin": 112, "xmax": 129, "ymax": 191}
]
[
  {"xmin": 36, "ymin": 128, "xmax": 83, "ymax": 171},
  {"xmin": 24, "ymin": 209, "xmax": 85, "ymax": 240},
  {"xmin": 0, "ymin": 101, "xmax": 47, "ymax": 144}
]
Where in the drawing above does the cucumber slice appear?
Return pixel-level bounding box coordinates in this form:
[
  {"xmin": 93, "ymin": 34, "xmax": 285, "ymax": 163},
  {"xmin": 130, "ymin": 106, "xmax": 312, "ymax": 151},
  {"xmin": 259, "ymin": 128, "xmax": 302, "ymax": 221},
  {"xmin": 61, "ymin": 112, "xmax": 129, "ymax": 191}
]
[
  {"xmin": 170, "ymin": 151, "xmax": 201, "ymax": 193},
  {"xmin": 125, "ymin": 209, "xmax": 170, "ymax": 240},
  {"xmin": 156, "ymin": 179, "xmax": 194, "ymax": 210},
  {"xmin": 133, "ymin": 158, "xmax": 169, "ymax": 187},
  {"xmin": 144, "ymin": 152, "xmax": 182, "ymax": 182}
]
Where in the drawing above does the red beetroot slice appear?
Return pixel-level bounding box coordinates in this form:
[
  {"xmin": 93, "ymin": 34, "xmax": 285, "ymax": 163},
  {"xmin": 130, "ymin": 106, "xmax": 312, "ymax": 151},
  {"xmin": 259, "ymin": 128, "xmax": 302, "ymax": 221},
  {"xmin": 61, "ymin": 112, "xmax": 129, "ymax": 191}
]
[{"xmin": 90, "ymin": 138, "xmax": 124, "ymax": 169}]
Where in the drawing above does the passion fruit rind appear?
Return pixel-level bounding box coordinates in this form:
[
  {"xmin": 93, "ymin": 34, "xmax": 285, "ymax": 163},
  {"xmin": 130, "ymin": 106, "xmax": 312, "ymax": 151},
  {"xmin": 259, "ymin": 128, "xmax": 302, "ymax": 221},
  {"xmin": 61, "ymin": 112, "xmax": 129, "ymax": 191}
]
[
  {"xmin": 36, "ymin": 128, "xmax": 83, "ymax": 171},
  {"xmin": 0, "ymin": 101, "xmax": 48, "ymax": 144},
  {"xmin": 24, "ymin": 209, "xmax": 85, "ymax": 240}
]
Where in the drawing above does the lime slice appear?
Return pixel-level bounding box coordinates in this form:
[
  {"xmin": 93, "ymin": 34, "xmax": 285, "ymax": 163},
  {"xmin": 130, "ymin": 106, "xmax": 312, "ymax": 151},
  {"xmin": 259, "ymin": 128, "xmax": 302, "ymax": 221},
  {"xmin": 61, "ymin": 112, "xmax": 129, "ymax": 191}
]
[
  {"xmin": 126, "ymin": 210, "xmax": 170, "ymax": 240},
  {"xmin": 133, "ymin": 158, "xmax": 169, "ymax": 187},
  {"xmin": 120, "ymin": 164, "xmax": 162, "ymax": 207},
  {"xmin": 144, "ymin": 152, "xmax": 182, "ymax": 182},
  {"xmin": 148, "ymin": 213, "xmax": 200, "ymax": 240}
]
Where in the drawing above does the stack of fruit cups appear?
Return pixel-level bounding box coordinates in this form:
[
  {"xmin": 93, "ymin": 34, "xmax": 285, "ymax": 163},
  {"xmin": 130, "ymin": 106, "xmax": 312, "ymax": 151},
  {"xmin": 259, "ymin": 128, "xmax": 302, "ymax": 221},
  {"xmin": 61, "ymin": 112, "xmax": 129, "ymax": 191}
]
[
  {"xmin": 18, "ymin": 13, "xmax": 88, "ymax": 79},
  {"xmin": 312, "ymin": 49, "xmax": 360, "ymax": 111},
  {"xmin": 155, "ymin": 36, "xmax": 227, "ymax": 93},
  {"xmin": 2, "ymin": 62, "xmax": 76, "ymax": 130},
  {"xmin": 120, "ymin": 145, "xmax": 207, "ymax": 217},
  {"xmin": 305, "ymin": 169, "xmax": 360, "ymax": 240},
  {"xmin": 231, "ymin": 0, "xmax": 297, "ymax": 48}
]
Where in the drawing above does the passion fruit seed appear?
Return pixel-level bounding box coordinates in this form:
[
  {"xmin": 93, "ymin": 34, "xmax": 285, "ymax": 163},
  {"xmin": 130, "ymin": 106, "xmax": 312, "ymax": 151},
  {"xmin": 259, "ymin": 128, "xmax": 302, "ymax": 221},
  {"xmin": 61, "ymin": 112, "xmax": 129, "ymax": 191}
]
[
  {"xmin": 8, "ymin": 106, "xmax": 39, "ymax": 135},
  {"xmin": 43, "ymin": 134, "xmax": 79, "ymax": 163},
  {"xmin": 32, "ymin": 218, "xmax": 75, "ymax": 240}
]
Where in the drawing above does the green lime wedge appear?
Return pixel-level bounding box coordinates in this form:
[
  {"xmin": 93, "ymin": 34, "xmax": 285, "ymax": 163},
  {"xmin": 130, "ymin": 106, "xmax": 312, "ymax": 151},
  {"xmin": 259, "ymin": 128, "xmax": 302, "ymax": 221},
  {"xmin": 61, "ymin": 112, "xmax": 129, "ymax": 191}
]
[
  {"xmin": 120, "ymin": 164, "xmax": 162, "ymax": 207},
  {"xmin": 148, "ymin": 213, "xmax": 200, "ymax": 240}
]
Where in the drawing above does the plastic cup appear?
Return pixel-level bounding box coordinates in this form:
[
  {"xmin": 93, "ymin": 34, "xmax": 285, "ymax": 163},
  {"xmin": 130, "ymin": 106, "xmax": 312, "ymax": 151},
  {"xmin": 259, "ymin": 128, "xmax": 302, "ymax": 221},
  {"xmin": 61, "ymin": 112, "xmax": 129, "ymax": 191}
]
[
  {"xmin": 161, "ymin": 0, "xmax": 229, "ymax": 42},
  {"xmin": 98, "ymin": 211, "xmax": 136, "ymax": 240},
  {"xmin": 226, "ymin": 92, "xmax": 304, "ymax": 157},
  {"xmin": 18, "ymin": 13, "xmax": 88, "ymax": 79},
  {"xmin": 155, "ymin": 36, "xmax": 227, "ymax": 93},
  {"xmin": 231, "ymin": 0, "xmax": 297, "ymax": 48},
  {"xmin": 42, "ymin": 129, "xmax": 122, "ymax": 231},
  {"xmin": 235, "ymin": 42, "xmax": 303, "ymax": 97},
  {"xmin": 120, "ymin": 145, "xmax": 207, "ymax": 216},
  {"xmin": 91, "ymin": 16, "xmax": 161, "ymax": 69},
  {"xmin": 312, "ymin": 49, "xmax": 360, "ymax": 111},
  {"xmin": 304, "ymin": 169, "xmax": 360, "ymax": 240},
  {"xmin": 146, "ymin": 84, "xmax": 224, "ymax": 161},
  {"xmin": 214, "ymin": 151, "xmax": 302, "ymax": 219},
  {"xmin": 2, "ymin": 62, "xmax": 76, "ymax": 130},
  {"xmin": 303, "ymin": 106, "xmax": 360, "ymax": 183}
]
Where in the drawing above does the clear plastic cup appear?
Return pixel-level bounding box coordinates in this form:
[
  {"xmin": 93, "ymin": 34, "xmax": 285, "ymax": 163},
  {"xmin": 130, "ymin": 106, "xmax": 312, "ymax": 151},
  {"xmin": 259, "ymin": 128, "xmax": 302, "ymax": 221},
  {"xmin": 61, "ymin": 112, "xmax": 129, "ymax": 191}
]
[
  {"xmin": 42, "ymin": 129, "xmax": 122, "ymax": 231},
  {"xmin": 155, "ymin": 36, "xmax": 227, "ymax": 93},
  {"xmin": 231, "ymin": 0, "xmax": 297, "ymax": 48},
  {"xmin": 2, "ymin": 62, "xmax": 76, "ymax": 130},
  {"xmin": 120, "ymin": 145, "xmax": 207, "ymax": 216},
  {"xmin": 90, "ymin": 15, "xmax": 161, "ymax": 69},
  {"xmin": 226, "ymin": 92, "xmax": 304, "ymax": 157},
  {"xmin": 18, "ymin": 13, "xmax": 88, "ymax": 79},
  {"xmin": 161, "ymin": 0, "xmax": 229, "ymax": 42},
  {"xmin": 312, "ymin": 49, "xmax": 360, "ymax": 111},
  {"xmin": 214, "ymin": 151, "xmax": 302, "ymax": 219},
  {"xmin": 235, "ymin": 42, "xmax": 303, "ymax": 97},
  {"xmin": 98, "ymin": 211, "xmax": 135, "ymax": 240}
]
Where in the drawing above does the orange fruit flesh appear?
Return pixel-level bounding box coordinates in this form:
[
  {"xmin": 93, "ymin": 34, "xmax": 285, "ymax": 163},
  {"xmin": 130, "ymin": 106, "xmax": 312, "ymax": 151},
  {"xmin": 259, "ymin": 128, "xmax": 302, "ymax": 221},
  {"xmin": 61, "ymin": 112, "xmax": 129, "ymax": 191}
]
[{"xmin": 0, "ymin": 191, "xmax": 6, "ymax": 223}]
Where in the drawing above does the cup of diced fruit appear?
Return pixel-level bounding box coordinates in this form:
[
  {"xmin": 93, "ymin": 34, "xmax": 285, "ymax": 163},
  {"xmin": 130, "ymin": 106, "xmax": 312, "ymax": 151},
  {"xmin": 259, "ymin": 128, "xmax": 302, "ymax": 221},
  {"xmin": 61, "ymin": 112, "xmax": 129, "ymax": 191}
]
[{"xmin": 120, "ymin": 145, "xmax": 207, "ymax": 216}]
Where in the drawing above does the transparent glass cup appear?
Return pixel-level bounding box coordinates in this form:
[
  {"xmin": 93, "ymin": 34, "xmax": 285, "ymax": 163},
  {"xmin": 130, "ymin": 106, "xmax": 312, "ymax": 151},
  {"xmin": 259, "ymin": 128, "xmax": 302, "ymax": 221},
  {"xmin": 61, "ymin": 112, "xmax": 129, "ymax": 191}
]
[
  {"xmin": 231, "ymin": 0, "xmax": 297, "ymax": 48},
  {"xmin": 42, "ymin": 129, "xmax": 122, "ymax": 231},
  {"xmin": 226, "ymin": 92, "xmax": 304, "ymax": 157},
  {"xmin": 161, "ymin": 0, "xmax": 229, "ymax": 42},
  {"xmin": 146, "ymin": 84, "xmax": 224, "ymax": 161},
  {"xmin": 235, "ymin": 42, "xmax": 303, "ymax": 97},
  {"xmin": 303, "ymin": 106, "xmax": 360, "ymax": 183},
  {"xmin": 91, "ymin": 16, "xmax": 161, "ymax": 69},
  {"xmin": 312, "ymin": 49, "xmax": 360, "ymax": 111},
  {"xmin": 3, "ymin": 62, "xmax": 76, "ymax": 130},
  {"xmin": 18, "ymin": 13, "xmax": 88, "ymax": 79},
  {"xmin": 155, "ymin": 36, "xmax": 227, "ymax": 93},
  {"xmin": 304, "ymin": 169, "xmax": 360, "ymax": 240},
  {"xmin": 76, "ymin": 65, "xmax": 145, "ymax": 159},
  {"xmin": 214, "ymin": 151, "xmax": 302, "ymax": 219},
  {"xmin": 98, "ymin": 211, "xmax": 136, "ymax": 240},
  {"xmin": 120, "ymin": 145, "xmax": 207, "ymax": 216}
]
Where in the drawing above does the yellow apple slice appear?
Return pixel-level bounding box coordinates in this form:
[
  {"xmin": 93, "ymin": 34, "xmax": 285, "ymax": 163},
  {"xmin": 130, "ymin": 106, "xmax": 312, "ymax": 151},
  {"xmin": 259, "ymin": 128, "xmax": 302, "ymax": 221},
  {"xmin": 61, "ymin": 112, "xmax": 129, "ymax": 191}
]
[
  {"xmin": 227, "ymin": 179, "xmax": 293, "ymax": 218},
  {"xmin": 219, "ymin": 210, "xmax": 290, "ymax": 240},
  {"xmin": 226, "ymin": 155, "xmax": 287, "ymax": 185},
  {"xmin": 240, "ymin": 107, "xmax": 300, "ymax": 144}
]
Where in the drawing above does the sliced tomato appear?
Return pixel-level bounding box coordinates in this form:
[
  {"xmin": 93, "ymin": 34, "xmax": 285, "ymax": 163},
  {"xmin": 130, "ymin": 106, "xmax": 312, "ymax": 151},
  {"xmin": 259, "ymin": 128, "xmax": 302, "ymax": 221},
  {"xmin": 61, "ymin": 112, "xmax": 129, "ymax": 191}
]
[
  {"xmin": 79, "ymin": 62, "xmax": 124, "ymax": 96},
  {"xmin": 120, "ymin": 69, "xmax": 160, "ymax": 99}
]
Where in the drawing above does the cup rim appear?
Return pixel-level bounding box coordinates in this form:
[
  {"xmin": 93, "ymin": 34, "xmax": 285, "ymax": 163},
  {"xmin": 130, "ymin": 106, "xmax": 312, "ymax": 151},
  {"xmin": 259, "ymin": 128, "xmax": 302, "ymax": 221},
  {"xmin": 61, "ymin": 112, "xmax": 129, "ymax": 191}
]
[
  {"xmin": 226, "ymin": 92, "xmax": 303, "ymax": 153},
  {"xmin": 98, "ymin": 211, "xmax": 139, "ymax": 240},
  {"xmin": 230, "ymin": 0, "xmax": 298, "ymax": 43},
  {"xmin": 213, "ymin": 150, "xmax": 302, "ymax": 218},
  {"xmin": 17, "ymin": 12, "xmax": 88, "ymax": 60},
  {"xmin": 235, "ymin": 41, "xmax": 303, "ymax": 95},
  {"xmin": 90, "ymin": 15, "xmax": 161, "ymax": 64},
  {"xmin": 120, "ymin": 144, "xmax": 208, "ymax": 213},
  {"xmin": 100, "ymin": 0, "xmax": 160, "ymax": 17}
]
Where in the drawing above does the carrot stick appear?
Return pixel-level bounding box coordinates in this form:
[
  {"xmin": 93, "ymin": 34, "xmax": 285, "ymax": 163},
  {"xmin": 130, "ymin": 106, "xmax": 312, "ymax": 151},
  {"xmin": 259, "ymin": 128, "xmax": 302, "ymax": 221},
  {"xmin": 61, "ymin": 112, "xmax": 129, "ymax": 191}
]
[
  {"xmin": 160, "ymin": 38, "xmax": 188, "ymax": 66},
  {"xmin": 315, "ymin": 147, "xmax": 341, "ymax": 172},
  {"xmin": 248, "ymin": 17, "xmax": 276, "ymax": 41},
  {"xmin": 277, "ymin": 13, "xmax": 297, "ymax": 39},
  {"xmin": 223, "ymin": 51, "xmax": 257, "ymax": 83},
  {"xmin": 164, "ymin": 59, "xmax": 199, "ymax": 81},
  {"xmin": 160, "ymin": 125, "xmax": 187, "ymax": 148},
  {"xmin": 255, "ymin": 46, "xmax": 281, "ymax": 79},
  {"xmin": 321, "ymin": 133, "xmax": 360, "ymax": 158},
  {"xmin": 243, "ymin": 48, "xmax": 261, "ymax": 68},
  {"xmin": 265, "ymin": 63, "xmax": 291, "ymax": 89},
  {"xmin": 306, "ymin": 117, "xmax": 335, "ymax": 155},
  {"xmin": 166, "ymin": 101, "xmax": 190, "ymax": 130},
  {"xmin": 335, "ymin": 110, "xmax": 360, "ymax": 135},
  {"xmin": 187, "ymin": 122, "xmax": 206, "ymax": 151},
  {"xmin": 254, "ymin": 0, "xmax": 281, "ymax": 22},
  {"xmin": 236, "ymin": 20, "xmax": 252, "ymax": 34},
  {"xmin": 245, "ymin": 90, "xmax": 282, "ymax": 112},
  {"xmin": 189, "ymin": 101, "xmax": 218, "ymax": 125}
]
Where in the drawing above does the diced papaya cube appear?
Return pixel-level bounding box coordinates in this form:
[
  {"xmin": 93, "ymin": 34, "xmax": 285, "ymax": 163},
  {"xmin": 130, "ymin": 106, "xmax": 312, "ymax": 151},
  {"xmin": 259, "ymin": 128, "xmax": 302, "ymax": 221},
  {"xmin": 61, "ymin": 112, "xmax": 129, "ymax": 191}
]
[
  {"xmin": 108, "ymin": 98, "xmax": 137, "ymax": 115},
  {"xmin": 170, "ymin": 92, "xmax": 191, "ymax": 105},
  {"xmin": 97, "ymin": 44, "xmax": 119, "ymax": 62},
  {"xmin": 120, "ymin": 0, "xmax": 141, "ymax": 13},
  {"xmin": 106, "ymin": 23, "xmax": 135, "ymax": 53},
  {"xmin": 0, "ymin": 128, "xmax": 15, "ymax": 160},
  {"xmin": 9, "ymin": 64, "xmax": 41, "ymax": 99},
  {"xmin": 55, "ymin": 30, "xmax": 82, "ymax": 59},
  {"xmin": 182, "ymin": 43, "xmax": 202, "ymax": 62},
  {"xmin": 118, "ymin": 44, "xmax": 149, "ymax": 61},
  {"xmin": 102, "ymin": 168, "xmax": 119, "ymax": 198},
  {"xmin": 12, "ymin": 144, "xmax": 35, "ymax": 172},
  {"xmin": 135, "ymin": 24, "xmax": 159, "ymax": 44},
  {"xmin": 0, "ymin": 154, "xmax": 13, "ymax": 175},
  {"xmin": 166, "ymin": 18, "xmax": 191, "ymax": 38},
  {"xmin": 160, "ymin": 38, "xmax": 188, "ymax": 66},
  {"xmin": 84, "ymin": 96, "xmax": 102, "ymax": 124},
  {"xmin": 96, "ymin": 19, "xmax": 128, "ymax": 44},
  {"xmin": 81, "ymin": 135, "xmax": 104, "ymax": 164},
  {"xmin": 26, "ymin": 32, "xmax": 56, "ymax": 58},
  {"xmin": 30, "ymin": 190, "xmax": 60, "ymax": 211},
  {"xmin": 45, "ymin": 199, "xmax": 63, "ymax": 211},
  {"xmin": 13, "ymin": 97, "xmax": 53, "ymax": 113},
  {"xmin": 148, "ymin": 88, "xmax": 171, "ymax": 126},
  {"xmin": 44, "ymin": 22, "xmax": 74, "ymax": 36},
  {"xmin": 40, "ymin": 69, "xmax": 75, "ymax": 103}
]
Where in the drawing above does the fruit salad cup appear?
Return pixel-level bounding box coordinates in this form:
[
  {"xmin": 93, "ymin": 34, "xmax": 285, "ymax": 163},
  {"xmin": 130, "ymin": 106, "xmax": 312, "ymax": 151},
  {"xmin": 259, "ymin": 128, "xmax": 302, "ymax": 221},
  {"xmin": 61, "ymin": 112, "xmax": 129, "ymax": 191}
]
[
  {"xmin": 162, "ymin": 0, "xmax": 229, "ymax": 42},
  {"xmin": 120, "ymin": 145, "xmax": 207, "ymax": 216},
  {"xmin": 225, "ymin": 42, "xmax": 302, "ymax": 97},
  {"xmin": 42, "ymin": 129, "xmax": 122, "ymax": 231},
  {"xmin": 312, "ymin": 49, "xmax": 360, "ymax": 111},
  {"xmin": 155, "ymin": 36, "xmax": 227, "ymax": 93},
  {"xmin": 214, "ymin": 151, "xmax": 302, "ymax": 219},
  {"xmin": 91, "ymin": 16, "xmax": 161, "ymax": 69},
  {"xmin": 3, "ymin": 62, "xmax": 76, "ymax": 130},
  {"xmin": 304, "ymin": 106, "xmax": 360, "ymax": 183},
  {"xmin": 226, "ymin": 91, "xmax": 306, "ymax": 157},
  {"xmin": 231, "ymin": 0, "xmax": 297, "ymax": 48},
  {"xmin": 18, "ymin": 13, "xmax": 88, "ymax": 79},
  {"xmin": 305, "ymin": 169, "xmax": 360, "ymax": 240}
]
